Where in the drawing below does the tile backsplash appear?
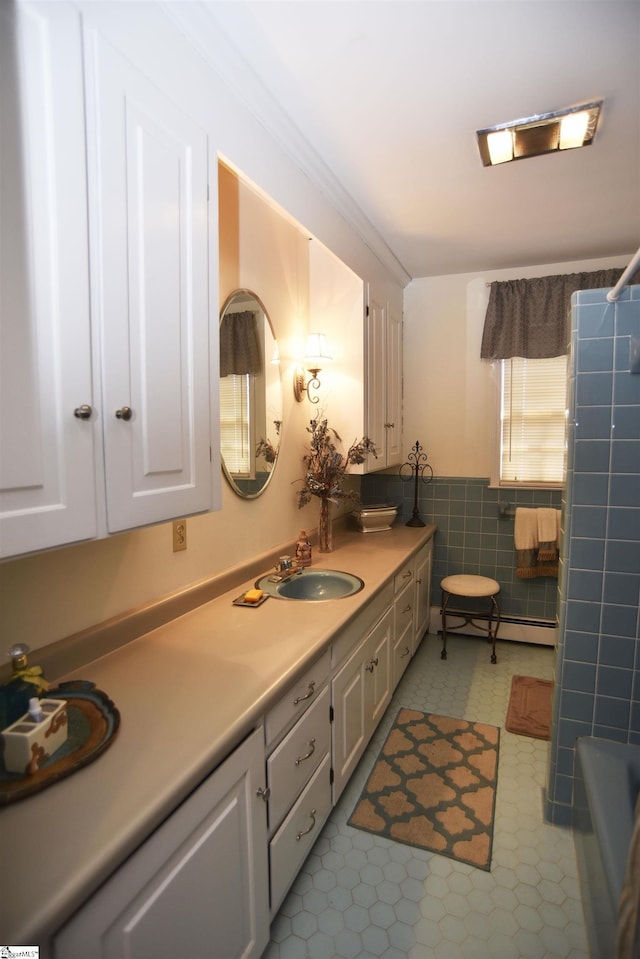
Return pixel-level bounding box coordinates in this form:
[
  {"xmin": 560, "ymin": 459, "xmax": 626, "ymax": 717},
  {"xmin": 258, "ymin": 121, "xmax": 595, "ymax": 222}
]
[{"xmin": 361, "ymin": 474, "xmax": 562, "ymax": 623}]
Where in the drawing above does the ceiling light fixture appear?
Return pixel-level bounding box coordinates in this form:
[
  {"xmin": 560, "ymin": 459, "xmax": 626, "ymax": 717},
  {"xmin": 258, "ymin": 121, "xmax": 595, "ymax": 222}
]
[{"xmin": 477, "ymin": 101, "xmax": 602, "ymax": 167}]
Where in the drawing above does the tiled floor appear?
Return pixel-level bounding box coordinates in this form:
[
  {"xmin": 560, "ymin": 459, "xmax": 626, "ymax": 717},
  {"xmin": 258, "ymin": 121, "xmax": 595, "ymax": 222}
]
[{"xmin": 263, "ymin": 633, "xmax": 589, "ymax": 959}]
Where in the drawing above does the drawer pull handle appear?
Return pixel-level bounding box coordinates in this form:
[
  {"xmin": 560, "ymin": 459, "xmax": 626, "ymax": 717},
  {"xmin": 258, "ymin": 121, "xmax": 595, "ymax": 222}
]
[
  {"xmin": 295, "ymin": 738, "xmax": 317, "ymax": 766},
  {"xmin": 296, "ymin": 808, "xmax": 317, "ymax": 841},
  {"xmin": 401, "ymin": 646, "xmax": 410, "ymax": 659},
  {"xmin": 365, "ymin": 657, "xmax": 379, "ymax": 673},
  {"xmin": 256, "ymin": 785, "xmax": 271, "ymax": 802},
  {"xmin": 402, "ymin": 604, "xmax": 412, "ymax": 614},
  {"xmin": 293, "ymin": 682, "xmax": 316, "ymax": 706}
]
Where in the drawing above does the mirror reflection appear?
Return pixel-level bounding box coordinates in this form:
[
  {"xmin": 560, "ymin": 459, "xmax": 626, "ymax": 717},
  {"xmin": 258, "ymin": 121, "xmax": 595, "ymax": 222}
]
[{"xmin": 219, "ymin": 290, "xmax": 283, "ymax": 498}]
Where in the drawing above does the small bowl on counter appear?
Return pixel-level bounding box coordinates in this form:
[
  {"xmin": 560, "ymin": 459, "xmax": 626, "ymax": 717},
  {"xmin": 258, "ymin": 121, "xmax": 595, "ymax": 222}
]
[{"xmin": 353, "ymin": 503, "xmax": 399, "ymax": 533}]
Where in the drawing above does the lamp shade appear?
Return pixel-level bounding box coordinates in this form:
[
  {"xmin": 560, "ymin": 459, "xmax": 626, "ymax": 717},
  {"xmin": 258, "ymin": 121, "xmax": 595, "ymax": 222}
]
[{"xmin": 304, "ymin": 333, "xmax": 332, "ymax": 369}]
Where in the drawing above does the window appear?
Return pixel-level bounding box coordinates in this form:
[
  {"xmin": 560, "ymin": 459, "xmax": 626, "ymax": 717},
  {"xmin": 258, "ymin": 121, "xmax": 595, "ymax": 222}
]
[
  {"xmin": 219, "ymin": 373, "xmax": 255, "ymax": 477},
  {"xmin": 494, "ymin": 355, "xmax": 567, "ymax": 487}
]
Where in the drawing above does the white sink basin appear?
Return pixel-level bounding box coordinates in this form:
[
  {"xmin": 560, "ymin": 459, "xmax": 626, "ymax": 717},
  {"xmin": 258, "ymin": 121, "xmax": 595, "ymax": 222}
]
[{"xmin": 256, "ymin": 569, "xmax": 364, "ymax": 601}]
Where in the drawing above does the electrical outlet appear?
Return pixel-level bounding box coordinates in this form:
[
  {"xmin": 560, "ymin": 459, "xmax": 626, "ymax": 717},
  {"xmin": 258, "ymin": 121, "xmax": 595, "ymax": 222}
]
[{"xmin": 172, "ymin": 520, "xmax": 187, "ymax": 552}]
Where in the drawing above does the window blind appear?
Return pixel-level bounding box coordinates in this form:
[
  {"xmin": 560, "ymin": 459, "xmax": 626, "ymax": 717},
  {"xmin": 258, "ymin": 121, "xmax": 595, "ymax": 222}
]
[
  {"xmin": 220, "ymin": 374, "xmax": 252, "ymax": 476},
  {"xmin": 500, "ymin": 356, "xmax": 567, "ymax": 486}
]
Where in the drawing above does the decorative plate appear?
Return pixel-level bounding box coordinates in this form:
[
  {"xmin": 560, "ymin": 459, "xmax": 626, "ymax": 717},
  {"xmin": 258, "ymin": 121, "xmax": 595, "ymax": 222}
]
[{"xmin": 0, "ymin": 680, "xmax": 120, "ymax": 805}]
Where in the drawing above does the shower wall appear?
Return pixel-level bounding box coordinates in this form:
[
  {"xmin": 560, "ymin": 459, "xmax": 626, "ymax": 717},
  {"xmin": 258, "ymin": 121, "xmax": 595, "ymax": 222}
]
[{"xmin": 546, "ymin": 284, "xmax": 640, "ymax": 826}]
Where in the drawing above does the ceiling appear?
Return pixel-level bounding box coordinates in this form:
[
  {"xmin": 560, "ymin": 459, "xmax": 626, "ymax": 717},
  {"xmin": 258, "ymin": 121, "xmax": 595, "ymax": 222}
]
[{"xmin": 191, "ymin": 1, "xmax": 640, "ymax": 282}]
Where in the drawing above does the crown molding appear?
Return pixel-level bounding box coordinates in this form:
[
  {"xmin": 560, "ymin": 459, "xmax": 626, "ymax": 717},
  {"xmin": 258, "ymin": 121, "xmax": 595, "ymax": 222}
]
[{"xmin": 161, "ymin": 1, "xmax": 411, "ymax": 288}]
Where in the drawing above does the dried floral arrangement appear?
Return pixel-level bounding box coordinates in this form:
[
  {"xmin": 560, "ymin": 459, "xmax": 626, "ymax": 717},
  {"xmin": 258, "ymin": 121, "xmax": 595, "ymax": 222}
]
[{"xmin": 295, "ymin": 415, "xmax": 377, "ymax": 509}]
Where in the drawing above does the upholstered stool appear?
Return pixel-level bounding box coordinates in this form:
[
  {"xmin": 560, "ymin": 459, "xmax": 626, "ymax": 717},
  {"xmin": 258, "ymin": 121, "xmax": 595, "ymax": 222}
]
[{"xmin": 440, "ymin": 574, "xmax": 501, "ymax": 664}]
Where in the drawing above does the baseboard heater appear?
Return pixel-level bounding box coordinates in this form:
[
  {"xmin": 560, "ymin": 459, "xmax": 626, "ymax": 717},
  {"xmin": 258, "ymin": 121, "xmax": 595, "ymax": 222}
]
[{"xmin": 428, "ymin": 608, "xmax": 556, "ymax": 647}]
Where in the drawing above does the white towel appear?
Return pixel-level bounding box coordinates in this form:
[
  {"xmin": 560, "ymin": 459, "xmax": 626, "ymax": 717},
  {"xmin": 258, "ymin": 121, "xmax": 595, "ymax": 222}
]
[
  {"xmin": 537, "ymin": 508, "xmax": 559, "ymax": 545},
  {"xmin": 537, "ymin": 508, "xmax": 560, "ymax": 561},
  {"xmin": 514, "ymin": 508, "xmax": 538, "ymax": 550}
]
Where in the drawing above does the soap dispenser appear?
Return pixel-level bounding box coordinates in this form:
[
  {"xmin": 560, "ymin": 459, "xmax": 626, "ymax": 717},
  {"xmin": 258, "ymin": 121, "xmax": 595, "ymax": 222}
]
[
  {"xmin": 0, "ymin": 643, "xmax": 49, "ymax": 731},
  {"xmin": 295, "ymin": 529, "xmax": 312, "ymax": 568}
]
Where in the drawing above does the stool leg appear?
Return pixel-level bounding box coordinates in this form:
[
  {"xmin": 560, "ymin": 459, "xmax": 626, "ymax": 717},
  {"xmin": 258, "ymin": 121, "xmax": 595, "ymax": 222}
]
[
  {"xmin": 440, "ymin": 589, "xmax": 450, "ymax": 660},
  {"xmin": 489, "ymin": 594, "xmax": 500, "ymax": 664}
]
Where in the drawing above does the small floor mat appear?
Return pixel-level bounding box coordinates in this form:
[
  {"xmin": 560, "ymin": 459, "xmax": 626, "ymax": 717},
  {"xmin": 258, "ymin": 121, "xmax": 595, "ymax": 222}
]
[
  {"xmin": 348, "ymin": 708, "xmax": 499, "ymax": 871},
  {"xmin": 505, "ymin": 675, "xmax": 553, "ymax": 740}
]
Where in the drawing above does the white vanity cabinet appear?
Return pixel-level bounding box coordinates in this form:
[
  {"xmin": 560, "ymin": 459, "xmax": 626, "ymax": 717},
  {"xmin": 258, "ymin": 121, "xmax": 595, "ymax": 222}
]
[
  {"xmin": 364, "ymin": 285, "xmax": 403, "ymax": 470},
  {"xmin": 0, "ymin": 2, "xmax": 216, "ymax": 559},
  {"xmin": 265, "ymin": 651, "xmax": 332, "ymax": 916},
  {"xmin": 53, "ymin": 726, "xmax": 270, "ymax": 959}
]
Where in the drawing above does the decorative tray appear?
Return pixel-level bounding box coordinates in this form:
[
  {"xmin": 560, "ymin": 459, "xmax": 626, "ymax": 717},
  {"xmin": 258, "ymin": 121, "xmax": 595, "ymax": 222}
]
[
  {"xmin": 0, "ymin": 680, "xmax": 120, "ymax": 805},
  {"xmin": 232, "ymin": 592, "xmax": 269, "ymax": 608}
]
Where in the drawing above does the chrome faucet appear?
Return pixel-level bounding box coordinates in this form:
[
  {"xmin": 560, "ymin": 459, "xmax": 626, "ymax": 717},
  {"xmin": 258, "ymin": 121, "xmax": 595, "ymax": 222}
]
[{"xmin": 269, "ymin": 556, "xmax": 303, "ymax": 582}]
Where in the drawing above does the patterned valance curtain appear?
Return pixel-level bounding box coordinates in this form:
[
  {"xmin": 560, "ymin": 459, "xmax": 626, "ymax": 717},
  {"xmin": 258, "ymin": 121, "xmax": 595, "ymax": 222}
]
[
  {"xmin": 220, "ymin": 310, "xmax": 262, "ymax": 377},
  {"xmin": 480, "ymin": 269, "xmax": 628, "ymax": 360}
]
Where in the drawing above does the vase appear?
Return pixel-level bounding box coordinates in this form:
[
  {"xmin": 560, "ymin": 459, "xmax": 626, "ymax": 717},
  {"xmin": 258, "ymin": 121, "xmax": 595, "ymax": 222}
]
[{"xmin": 318, "ymin": 497, "xmax": 333, "ymax": 552}]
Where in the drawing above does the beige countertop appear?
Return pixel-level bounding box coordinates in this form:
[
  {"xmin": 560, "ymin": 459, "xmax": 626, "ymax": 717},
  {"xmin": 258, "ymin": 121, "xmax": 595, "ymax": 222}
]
[{"xmin": 1, "ymin": 524, "xmax": 435, "ymax": 946}]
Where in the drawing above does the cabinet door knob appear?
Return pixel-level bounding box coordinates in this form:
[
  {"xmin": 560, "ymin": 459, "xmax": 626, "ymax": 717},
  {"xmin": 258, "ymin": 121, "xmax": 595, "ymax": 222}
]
[
  {"xmin": 295, "ymin": 738, "xmax": 317, "ymax": 766},
  {"xmin": 256, "ymin": 786, "xmax": 271, "ymax": 802},
  {"xmin": 296, "ymin": 809, "xmax": 317, "ymax": 841},
  {"xmin": 74, "ymin": 404, "xmax": 93, "ymax": 420},
  {"xmin": 384, "ymin": 422, "xmax": 395, "ymax": 429},
  {"xmin": 403, "ymin": 604, "xmax": 412, "ymax": 614},
  {"xmin": 401, "ymin": 646, "xmax": 410, "ymax": 659},
  {"xmin": 365, "ymin": 656, "xmax": 379, "ymax": 673},
  {"xmin": 115, "ymin": 406, "xmax": 133, "ymax": 421}
]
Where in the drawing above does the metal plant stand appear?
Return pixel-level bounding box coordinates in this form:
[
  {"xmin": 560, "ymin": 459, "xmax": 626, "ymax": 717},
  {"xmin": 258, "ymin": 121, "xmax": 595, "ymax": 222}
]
[{"xmin": 400, "ymin": 440, "xmax": 433, "ymax": 527}]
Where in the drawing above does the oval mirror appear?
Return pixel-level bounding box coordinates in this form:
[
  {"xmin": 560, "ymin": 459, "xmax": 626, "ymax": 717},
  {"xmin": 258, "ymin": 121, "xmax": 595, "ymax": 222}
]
[{"xmin": 219, "ymin": 290, "xmax": 283, "ymax": 498}]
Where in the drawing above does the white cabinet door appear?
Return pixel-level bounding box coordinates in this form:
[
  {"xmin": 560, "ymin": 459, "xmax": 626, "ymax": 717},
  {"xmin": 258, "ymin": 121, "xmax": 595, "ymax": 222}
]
[
  {"xmin": 364, "ymin": 286, "xmax": 403, "ymax": 470},
  {"xmin": 365, "ymin": 606, "xmax": 393, "ymax": 729},
  {"xmin": 83, "ymin": 26, "xmax": 212, "ymax": 532},
  {"xmin": 332, "ymin": 607, "xmax": 393, "ymax": 801},
  {"xmin": 414, "ymin": 540, "xmax": 433, "ymax": 653},
  {"xmin": 0, "ymin": 2, "xmax": 97, "ymax": 559},
  {"xmin": 53, "ymin": 727, "xmax": 270, "ymax": 959},
  {"xmin": 332, "ymin": 633, "xmax": 369, "ymax": 802},
  {"xmin": 364, "ymin": 289, "xmax": 386, "ymax": 463},
  {"xmin": 386, "ymin": 306, "xmax": 403, "ymax": 465}
]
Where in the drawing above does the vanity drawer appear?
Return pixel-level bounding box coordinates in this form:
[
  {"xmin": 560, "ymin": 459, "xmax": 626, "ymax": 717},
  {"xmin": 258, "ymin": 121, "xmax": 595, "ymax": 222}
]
[
  {"xmin": 265, "ymin": 648, "xmax": 330, "ymax": 749},
  {"xmin": 269, "ymin": 753, "xmax": 332, "ymax": 916},
  {"xmin": 394, "ymin": 560, "xmax": 414, "ymax": 594},
  {"xmin": 394, "ymin": 583, "xmax": 414, "ymax": 638},
  {"xmin": 267, "ymin": 686, "xmax": 330, "ymax": 835}
]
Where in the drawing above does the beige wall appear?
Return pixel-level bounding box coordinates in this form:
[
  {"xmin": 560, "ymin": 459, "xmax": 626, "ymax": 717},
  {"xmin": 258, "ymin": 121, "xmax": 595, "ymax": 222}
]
[
  {"xmin": 403, "ymin": 254, "xmax": 633, "ymax": 480},
  {"xmin": 1, "ymin": 167, "xmax": 372, "ymax": 654}
]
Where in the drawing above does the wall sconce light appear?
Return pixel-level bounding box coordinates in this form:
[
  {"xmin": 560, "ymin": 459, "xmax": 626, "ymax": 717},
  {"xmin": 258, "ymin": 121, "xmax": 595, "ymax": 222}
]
[
  {"xmin": 476, "ymin": 100, "xmax": 602, "ymax": 167},
  {"xmin": 293, "ymin": 333, "xmax": 332, "ymax": 404}
]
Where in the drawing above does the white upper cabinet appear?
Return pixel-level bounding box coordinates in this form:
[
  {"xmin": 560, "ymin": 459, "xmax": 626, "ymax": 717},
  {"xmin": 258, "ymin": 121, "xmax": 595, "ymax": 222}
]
[
  {"xmin": 0, "ymin": 2, "xmax": 97, "ymax": 559},
  {"xmin": 0, "ymin": 3, "xmax": 216, "ymax": 558},
  {"xmin": 364, "ymin": 285, "xmax": 403, "ymax": 470},
  {"xmin": 83, "ymin": 24, "xmax": 212, "ymax": 533}
]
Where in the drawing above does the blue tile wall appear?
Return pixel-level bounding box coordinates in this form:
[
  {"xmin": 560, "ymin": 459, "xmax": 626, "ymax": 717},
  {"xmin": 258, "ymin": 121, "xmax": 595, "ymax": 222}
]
[
  {"xmin": 360, "ymin": 474, "xmax": 562, "ymax": 623},
  {"xmin": 546, "ymin": 284, "xmax": 640, "ymax": 826}
]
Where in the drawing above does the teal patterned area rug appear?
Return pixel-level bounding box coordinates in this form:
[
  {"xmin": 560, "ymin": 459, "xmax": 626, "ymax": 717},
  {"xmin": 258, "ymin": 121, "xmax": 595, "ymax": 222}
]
[{"xmin": 349, "ymin": 708, "xmax": 500, "ymax": 870}]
